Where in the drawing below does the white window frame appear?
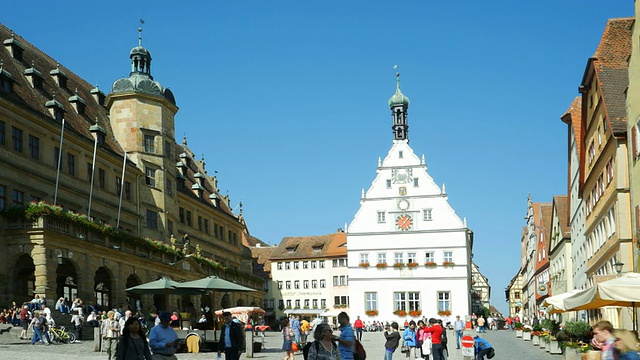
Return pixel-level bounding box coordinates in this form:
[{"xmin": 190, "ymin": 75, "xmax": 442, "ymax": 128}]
[
  {"xmin": 438, "ymin": 291, "xmax": 451, "ymax": 312},
  {"xmin": 394, "ymin": 252, "xmax": 404, "ymax": 264},
  {"xmin": 407, "ymin": 252, "xmax": 416, "ymax": 264},
  {"xmin": 423, "ymin": 208, "xmax": 432, "ymax": 221},
  {"xmin": 378, "ymin": 253, "xmax": 387, "ymax": 264},
  {"xmin": 360, "ymin": 253, "xmax": 369, "ymax": 264},
  {"xmin": 377, "ymin": 211, "xmax": 386, "ymax": 223},
  {"xmin": 425, "ymin": 252, "xmax": 434, "ymax": 263},
  {"xmin": 365, "ymin": 292, "xmax": 377, "ymax": 311},
  {"xmin": 444, "ymin": 251, "xmax": 453, "ymax": 262}
]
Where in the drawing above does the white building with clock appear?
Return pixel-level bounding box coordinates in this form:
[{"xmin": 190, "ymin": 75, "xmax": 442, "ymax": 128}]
[{"xmin": 346, "ymin": 74, "xmax": 473, "ymax": 323}]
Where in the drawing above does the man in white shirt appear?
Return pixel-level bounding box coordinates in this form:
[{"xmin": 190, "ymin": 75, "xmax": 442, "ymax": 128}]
[{"xmin": 453, "ymin": 315, "xmax": 465, "ymax": 349}]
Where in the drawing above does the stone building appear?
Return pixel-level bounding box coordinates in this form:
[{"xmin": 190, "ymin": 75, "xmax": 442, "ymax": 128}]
[
  {"xmin": 347, "ymin": 74, "xmax": 473, "ymax": 323},
  {"xmin": 0, "ymin": 25, "xmax": 262, "ymax": 312}
]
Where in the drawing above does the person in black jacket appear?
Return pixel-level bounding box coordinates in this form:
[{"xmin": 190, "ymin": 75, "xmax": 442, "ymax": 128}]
[
  {"xmin": 218, "ymin": 312, "xmax": 245, "ymax": 360},
  {"xmin": 384, "ymin": 322, "xmax": 401, "ymax": 360}
]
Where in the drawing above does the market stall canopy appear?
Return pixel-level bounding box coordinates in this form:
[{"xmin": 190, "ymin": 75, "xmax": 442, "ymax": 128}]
[
  {"xmin": 175, "ymin": 276, "xmax": 256, "ymax": 292},
  {"xmin": 284, "ymin": 309, "xmax": 327, "ymax": 315},
  {"xmin": 215, "ymin": 306, "xmax": 265, "ymax": 323},
  {"xmin": 125, "ymin": 277, "xmax": 204, "ymax": 295},
  {"xmin": 319, "ymin": 308, "xmax": 343, "ymax": 317}
]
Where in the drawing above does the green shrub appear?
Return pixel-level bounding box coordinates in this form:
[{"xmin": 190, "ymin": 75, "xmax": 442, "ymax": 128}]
[{"xmin": 564, "ymin": 321, "xmax": 591, "ymax": 341}]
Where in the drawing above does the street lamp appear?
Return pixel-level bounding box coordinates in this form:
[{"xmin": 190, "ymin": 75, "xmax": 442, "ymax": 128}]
[{"xmin": 614, "ymin": 262, "xmax": 624, "ymax": 275}]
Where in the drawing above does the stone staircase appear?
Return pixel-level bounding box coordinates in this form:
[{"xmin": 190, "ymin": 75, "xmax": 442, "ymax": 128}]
[{"xmin": 49, "ymin": 311, "xmax": 95, "ymax": 341}]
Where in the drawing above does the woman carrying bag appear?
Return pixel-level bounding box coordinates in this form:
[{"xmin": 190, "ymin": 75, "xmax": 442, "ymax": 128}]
[
  {"xmin": 402, "ymin": 321, "xmax": 417, "ymax": 359},
  {"xmin": 417, "ymin": 320, "xmax": 432, "ymax": 360}
]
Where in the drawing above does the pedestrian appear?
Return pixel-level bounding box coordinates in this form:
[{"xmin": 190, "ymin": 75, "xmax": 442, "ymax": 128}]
[
  {"xmin": 148, "ymin": 312, "xmax": 179, "ymax": 360},
  {"xmin": 19, "ymin": 305, "xmax": 30, "ymax": 340},
  {"xmin": 473, "ymin": 335, "xmax": 494, "ymax": 360},
  {"xmin": 402, "ymin": 320, "xmax": 417, "ymax": 360},
  {"xmin": 384, "ymin": 322, "xmax": 401, "ymax": 360},
  {"xmin": 116, "ymin": 316, "xmax": 152, "ymax": 360},
  {"xmin": 335, "ymin": 312, "xmax": 355, "ymax": 360},
  {"xmin": 102, "ymin": 311, "xmax": 121, "ymax": 360},
  {"xmin": 281, "ymin": 317, "xmax": 295, "ymax": 360},
  {"xmin": 593, "ymin": 321, "xmax": 616, "ymax": 360},
  {"xmin": 292, "ymin": 315, "xmax": 302, "ymax": 344},
  {"xmin": 218, "ymin": 311, "xmax": 244, "ymax": 360},
  {"xmin": 453, "ymin": 315, "xmax": 465, "ymax": 349},
  {"xmin": 423, "ymin": 318, "xmax": 444, "ymax": 360},
  {"xmin": 354, "ymin": 316, "xmax": 364, "ymax": 342},
  {"xmin": 71, "ymin": 311, "xmax": 83, "ymax": 343},
  {"xmin": 38, "ymin": 310, "xmax": 51, "ymax": 344},
  {"xmin": 417, "ymin": 320, "xmax": 431, "ymax": 360},
  {"xmin": 29, "ymin": 311, "xmax": 44, "ymax": 345},
  {"xmin": 301, "ymin": 318, "xmax": 310, "ymax": 343},
  {"xmin": 308, "ymin": 323, "xmax": 341, "ymax": 360},
  {"xmin": 476, "ymin": 316, "xmax": 485, "ymax": 333},
  {"xmin": 613, "ymin": 329, "xmax": 640, "ymax": 360}
]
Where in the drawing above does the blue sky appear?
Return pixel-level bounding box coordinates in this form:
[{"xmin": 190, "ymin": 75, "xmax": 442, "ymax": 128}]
[{"xmin": 3, "ymin": 1, "xmax": 633, "ymax": 315}]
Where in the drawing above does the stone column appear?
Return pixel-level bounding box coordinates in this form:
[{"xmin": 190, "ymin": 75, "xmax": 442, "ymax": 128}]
[
  {"xmin": 77, "ymin": 253, "xmax": 95, "ymax": 302},
  {"xmin": 32, "ymin": 243, "xmax": 49, "ymax": 298}
]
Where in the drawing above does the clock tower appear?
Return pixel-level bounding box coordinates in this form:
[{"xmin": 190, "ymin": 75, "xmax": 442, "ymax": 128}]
[{"xmin": 346, "ymin": 73, "xmax": 472, "ymax": 322}]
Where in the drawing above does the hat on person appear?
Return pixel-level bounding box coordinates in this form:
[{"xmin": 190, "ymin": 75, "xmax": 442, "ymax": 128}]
[{"xmin": 159, "ymin": 311, "xmax": 172, "ymax": 322}]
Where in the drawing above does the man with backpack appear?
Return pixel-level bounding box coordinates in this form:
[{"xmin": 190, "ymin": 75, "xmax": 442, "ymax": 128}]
[{"xmin": 474, "ymin": 335, "xmax": 495, "ymax": 360}]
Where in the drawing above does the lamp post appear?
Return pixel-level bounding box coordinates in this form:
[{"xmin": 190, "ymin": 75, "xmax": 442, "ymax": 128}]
[{"xmin": 614, "ymin": 262, "xmax": 624, "ymax": 276}]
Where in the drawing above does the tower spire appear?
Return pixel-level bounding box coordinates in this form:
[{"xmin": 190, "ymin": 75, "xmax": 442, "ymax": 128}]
[{"xmin": 388, "ymin": 70, "xmax": 410, "ymax": 141}]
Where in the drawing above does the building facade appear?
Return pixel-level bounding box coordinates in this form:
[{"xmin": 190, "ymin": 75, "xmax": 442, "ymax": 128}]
[
  {"xmin": 0, "ymin": 25, "xmax": 262, "ymax": 312},
  {"xmin": 627, "ymin": 2, "xmax": 640, "ymax": 274},
  {"xmin": 346, "ymin": 74, "xmax": 472, "ymax": 324},
  {"xmin": 548, "ymin": 196, "xmax": 572, "ymax": 311},
  {"xmin": 470, "ymin": 262, "xmax": 491, "ymax": 316},
  {"xmin": 269, "ymin": 232, "xmax": 348, "ymax": 320}
]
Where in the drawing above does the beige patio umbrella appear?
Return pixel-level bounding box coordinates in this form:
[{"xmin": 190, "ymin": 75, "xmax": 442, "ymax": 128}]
[
  {"xmin": 562, "ymin": 272, "xmax": 640, "ymax": 331},
  {"xmin": 542, "ymin": 289, "xmax": 583, "ymax": 314}
]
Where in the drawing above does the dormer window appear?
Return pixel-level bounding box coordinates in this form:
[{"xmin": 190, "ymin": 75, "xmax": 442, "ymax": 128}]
[
  {"xmin": 3, "ymin": 33, "xmax": 24, "ymax": 61},
  {"xmin": 89, "ymin": 123, "xmax": 106, "ymax": 146},
  {"xmin": 45, "ymin": 97, "xmax": 65, "ymax": 121},
  {"xmin": 191, "ymin": 183, "xmax": 204, "ymax": 198},
  {"xmin": 0, "ymin": 63, "xmax": 16, "ymax": 93},
  {"xmin": 286, "ymin": 245, "xmax": 298, "ymax": 253},
  {"xmin": 312, "ymin": 245, "xmax": 323, "ymax": 252},
  {"xmin": 90, "ymin": 86, "xmax": 106, "ymax": 106},
  {"xmin": 50, "ymin": 64, "xmax": 68, "ymax": 89},
  {"xmin": 24, "ymin": 62, "xmax": 44, "ymax": 89},
  {"xmin": 68, "ymin": 89, "xmax": 86, "ymax": 115}
]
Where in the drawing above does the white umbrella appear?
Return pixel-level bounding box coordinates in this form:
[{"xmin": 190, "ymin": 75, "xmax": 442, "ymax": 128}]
[
  {"xmin": 562, "ymin": 272, "xmax": 640, "ymax": 330},
  {"xmin": 542, "ymin": 290, "xmax": 583, "ymax": 314}
]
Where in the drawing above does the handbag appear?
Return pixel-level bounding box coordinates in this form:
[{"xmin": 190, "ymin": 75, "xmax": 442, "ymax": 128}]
[{"xmin": 400, "ymin": 341, "xmax": 410, "ymax": 354}]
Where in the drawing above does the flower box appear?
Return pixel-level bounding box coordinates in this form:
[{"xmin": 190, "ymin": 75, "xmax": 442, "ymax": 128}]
[
  {"xmin": 540, "ymin": 340, "xmax": 546, "ymax": 349},
  {"xmin": 393, "ymin": 263, "xmax": 405, "ymax": 268},
  {"xmin": 442, "ymin": 261, "xmax": 455, "ymax": 267},
  {"xmin": 365, "ymin": 310, "xmax": 378, "ymax": 316},
  {"xmin": 549, "ymin": 340, "xmax": 562, "ymax": 354},
  {"xmin": 516, "ymin": 330, "xmax": 523, "ymax": 338},
  {"xmin": 408, "ymin": 310, "xmax": 422, "ymax": 317},
  {"xmin": 565, "ymin": 348, "xmax": 581, "ymax": 360},
  {"xmin": 437, "ymin": 310, "xmax": 451, "ymax": 316},
  {"xmin": 376, "ymin": 263, "xmax": 388, "ymax": 268},
  {"xmin": 407, "ymin": 262, "xmax": 419, "ymax": 268},
  {"xmin": 532, "ymin": 335, "xmax": 540, "ymax": 346},
  {"xmin": 393, "ymin": 309, "xmax": 407, "ymax": 317},
  {"xmin": 424, "ymin": 262, "xmax": 437, "ymax": 268},
  {"xmin": 359, "ymin": 262, "xmax": 370, "ymax": 268},
  {"xmin": 523, "ymin": 331, "xmax": 532, "ymax": 341}
]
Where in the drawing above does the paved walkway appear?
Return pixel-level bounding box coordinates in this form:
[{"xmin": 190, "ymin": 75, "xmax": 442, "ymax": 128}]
[{"xmin": 0, "ymin": 328, "xmax": 564, "ymax": 359}]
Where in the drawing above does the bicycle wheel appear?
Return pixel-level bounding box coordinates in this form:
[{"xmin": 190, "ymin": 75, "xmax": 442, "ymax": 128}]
[{"xmin": 68, "ymin": 333, "xmax": 76, "ymax": 343}]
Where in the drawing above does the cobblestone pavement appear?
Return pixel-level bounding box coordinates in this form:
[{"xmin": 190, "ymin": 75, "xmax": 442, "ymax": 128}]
[{"xmin": 0, "ymin": 328, "xmax": 564, "ymax": 360}]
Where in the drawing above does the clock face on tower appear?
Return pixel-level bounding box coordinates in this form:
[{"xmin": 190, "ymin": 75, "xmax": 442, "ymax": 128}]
[{"xmin": 396, "ymin": 214, "xmax": 413, "ymax": 231}]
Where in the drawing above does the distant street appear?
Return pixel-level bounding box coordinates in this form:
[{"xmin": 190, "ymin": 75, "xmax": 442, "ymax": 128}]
[{"xmin": 0, "ymin": 327, "xmax": 565, "ymax": 360}]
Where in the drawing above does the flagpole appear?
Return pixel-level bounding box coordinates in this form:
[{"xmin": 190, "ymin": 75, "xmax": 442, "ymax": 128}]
[
  {"xmin": 116, "ymin": 152, "xmax": 127, "ymax": 228},
  {"xmin": 87, "ymin": 133, "xmax": 98, "ymax": 219},
  {"xmin": 53, "ymin": 118, "xmax": 65, "ymax": 205}
]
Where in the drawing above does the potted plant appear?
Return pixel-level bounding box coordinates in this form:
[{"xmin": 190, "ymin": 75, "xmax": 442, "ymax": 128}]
[
  {"xmin": 563, "ymin": 342, "xmax": 586, "ymax": 360},
  {"xmin": 408, "ymin": 310, "xmax": 422, "ymax": 317},
  {"xmin": 424, "ymin": 262, "xmax": 437, "ymax": 268},
  {"xmin": 442, "ymin": 261, "xmax": 455, "ymax": 267},
  {"xmin": 532, "ymin": 331, "xmax": 541, "ymax": 346},
  {"xmin": 365, "ymin": 310, "xmax": 378, "ymax": 316},
  {"xmin": 514, "ymin": 322, "xmax": 524, "ymax": 338},
  {"xmin": 437, "ymin": 310, "xmax": 451, "ymax": 316},
  {"xmin": 549, "ymin": 336, "xmax": 562, "ymax": 354},
  {"xmin": 359, "ymin": 262, "xmax": 370, "ymax": 268},
  {"xmin": 393, "ymin": 263, "xmax": 405, "ymax": 268},
  {"xmin": 376, "ymin": 262, "xmax": 388, "ymax": 268},
  {"xmin": 523, "ymin": 327, "xmax": 532, "ymax": 341},
  {"xmin": 407, "ymin": 262, "xmax": 419, "ymax": 268}
]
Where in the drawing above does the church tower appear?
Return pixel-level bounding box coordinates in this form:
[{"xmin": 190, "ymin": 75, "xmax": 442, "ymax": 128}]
[
  {"xmin": 106, "ymin": 28, "xmax": 179, "ymax": 239},
  {"xmin": 346, "ymin": 73, "xmax": 472, "ymax": 322}
]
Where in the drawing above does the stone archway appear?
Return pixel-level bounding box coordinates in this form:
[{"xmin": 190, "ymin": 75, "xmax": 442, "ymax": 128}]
[
  {"xmin": 56, "ymin": 259, "xmax": 78, "ymax": 303},
  {"xmin": 221, "ymin": 293, "xmax": 231, "ymax": 309},
  {"xmin": 236, "ymin": 298, "xmax": 245, "ymax": 306},
  {"xmin": 14, "ymin": 254, "xmax": 35, "ymax": 304},
  {"xmin": 126, "ymin": 274, "xmax": 142, "ymax": 311},
  {"xmin": 94, "ymin": 267, "xmax": 112, "ymax": 310}
]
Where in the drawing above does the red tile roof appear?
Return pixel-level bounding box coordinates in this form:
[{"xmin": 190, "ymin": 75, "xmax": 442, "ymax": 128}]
[{"xmin": 270, "ymin": 232, "xmax": 347, "ymax": 260}]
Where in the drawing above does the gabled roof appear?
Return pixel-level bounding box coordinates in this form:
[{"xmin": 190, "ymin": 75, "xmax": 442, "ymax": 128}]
[
  {"xmin": 553, "ymin": 195, "xmax": 570, "ymax": 237},
  {"xmin": 270, "ymin": 232, "xmax": 347, "ymax": 261},
  {"xmin": 583, "ymin": 18, "xmax": 633, "ymax": 136},
  {"xmin": 0, "ymin": 24, "xmax": 123, "ymax": 156}
]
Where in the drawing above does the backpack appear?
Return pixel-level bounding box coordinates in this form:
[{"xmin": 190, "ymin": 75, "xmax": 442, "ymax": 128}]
[
  {"xmin": 440, "ymin": 329, "xmax": 447, "ymax": 347},
  {"xmin": 354, "ymin": 339, "xmax": 366, "ymax": 360},
  {"xmin": 487, "ymin": 348, "xmax": 495, "ymax": 359}
]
